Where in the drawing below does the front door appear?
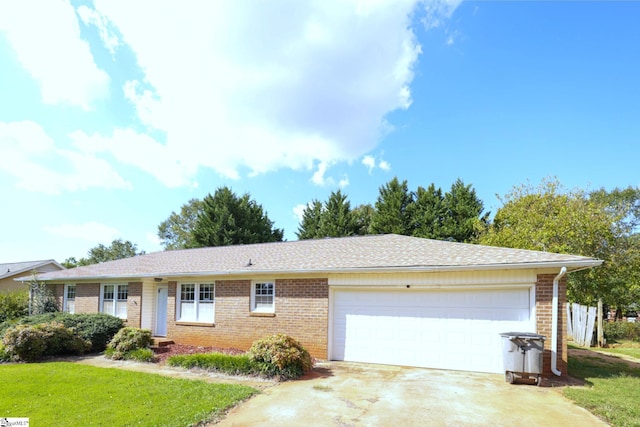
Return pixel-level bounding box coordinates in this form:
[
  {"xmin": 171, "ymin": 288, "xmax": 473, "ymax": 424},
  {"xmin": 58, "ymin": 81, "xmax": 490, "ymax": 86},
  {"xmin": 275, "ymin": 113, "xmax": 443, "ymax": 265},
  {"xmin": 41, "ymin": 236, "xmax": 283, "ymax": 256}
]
[{"xmin": 155, "ymin": 285, "xmax": 168, "ymax": 337}]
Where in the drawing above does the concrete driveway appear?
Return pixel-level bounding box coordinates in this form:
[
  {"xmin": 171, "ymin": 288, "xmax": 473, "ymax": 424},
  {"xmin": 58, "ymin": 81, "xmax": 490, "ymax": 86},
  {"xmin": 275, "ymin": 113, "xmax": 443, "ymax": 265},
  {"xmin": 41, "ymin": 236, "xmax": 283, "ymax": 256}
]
[{"xmin": 218, "ymin": 362, "xmax": 606, "ymax": 426}]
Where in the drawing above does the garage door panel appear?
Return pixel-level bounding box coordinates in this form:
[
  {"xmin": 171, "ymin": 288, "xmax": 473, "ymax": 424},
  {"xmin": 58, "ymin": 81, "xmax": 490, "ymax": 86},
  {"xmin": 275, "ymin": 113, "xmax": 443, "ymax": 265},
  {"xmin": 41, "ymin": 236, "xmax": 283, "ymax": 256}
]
[{"xmin": 332, "ymin": 288, "xmax": 532, "ymax": 373}]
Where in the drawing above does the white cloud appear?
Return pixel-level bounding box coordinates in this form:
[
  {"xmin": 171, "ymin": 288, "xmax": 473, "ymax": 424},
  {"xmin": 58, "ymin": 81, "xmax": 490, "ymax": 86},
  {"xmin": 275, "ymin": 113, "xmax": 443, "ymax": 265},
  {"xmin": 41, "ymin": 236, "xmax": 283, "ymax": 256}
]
[
  {"xmin": 312, "ymin": 161, "xmax": 331, "ymax": 186},
  {"xmin": 0, "ymin": 0, "xmax": 109, "ymax": 110},
  {"xmin": 338, "ymin": 176, "xmax": 350, "ymax": 188},
  {"xmin": 361, "ymin": 153, "xmax": 392, "ymax": 173},
  {"xmin": 76, "ymin": 5, "xmax": 120, "ymax": 55},
  {"xmin": 362, "ymin": 155, "xmax": 376, "ymax": 174},
  {"xmin": 292, "ymin": 204, "xmax": 307, "ymax": 222},
  {"xmin": 70, "ymin": 128, "xmax": 195, "ymax": 188},
  {"xmin": 422, "ymin": 0, "xmax": 463, "ymax": 30},
  {"xmin": 82, "ymin": 0, "xmax": 460, "ymax": 182},
  {"xmin": 44, "ymin": 221, "xmax": 121, "ymax": 243},
  {"xmin": 0, "ymin": 121, "xmax": 131, "ymax": 194}
]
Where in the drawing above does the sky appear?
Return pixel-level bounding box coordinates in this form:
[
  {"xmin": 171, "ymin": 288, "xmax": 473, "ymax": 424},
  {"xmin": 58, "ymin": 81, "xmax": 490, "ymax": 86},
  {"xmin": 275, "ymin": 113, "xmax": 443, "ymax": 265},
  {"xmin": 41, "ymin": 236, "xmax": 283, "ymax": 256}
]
[{"xmin": 1, "ymin": 0, "xmax": 639, "ymax": 263}]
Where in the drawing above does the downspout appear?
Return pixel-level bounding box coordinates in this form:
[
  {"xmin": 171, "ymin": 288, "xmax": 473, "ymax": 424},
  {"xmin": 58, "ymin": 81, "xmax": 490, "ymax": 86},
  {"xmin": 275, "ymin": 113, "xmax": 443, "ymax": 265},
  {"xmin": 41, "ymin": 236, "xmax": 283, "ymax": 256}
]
[{"xmin": 551, "ymin": 266, "xmax": 567, "ymax": 376}]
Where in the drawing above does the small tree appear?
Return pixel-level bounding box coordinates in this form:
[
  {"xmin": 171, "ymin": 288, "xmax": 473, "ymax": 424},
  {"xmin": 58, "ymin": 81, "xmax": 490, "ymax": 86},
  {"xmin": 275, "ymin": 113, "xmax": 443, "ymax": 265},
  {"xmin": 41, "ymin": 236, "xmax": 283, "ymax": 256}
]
[{"xmin": 27, "ymin": 273, "xmax": 57, "ymax": 316}]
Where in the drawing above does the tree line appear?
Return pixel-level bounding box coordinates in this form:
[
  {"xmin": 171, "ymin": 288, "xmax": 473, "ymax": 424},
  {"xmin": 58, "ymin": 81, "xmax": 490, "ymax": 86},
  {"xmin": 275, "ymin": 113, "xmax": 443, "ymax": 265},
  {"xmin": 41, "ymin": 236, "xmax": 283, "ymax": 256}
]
[{"xmin": 63, "ymin": 177, "xmax": 640, "ymax": 312}]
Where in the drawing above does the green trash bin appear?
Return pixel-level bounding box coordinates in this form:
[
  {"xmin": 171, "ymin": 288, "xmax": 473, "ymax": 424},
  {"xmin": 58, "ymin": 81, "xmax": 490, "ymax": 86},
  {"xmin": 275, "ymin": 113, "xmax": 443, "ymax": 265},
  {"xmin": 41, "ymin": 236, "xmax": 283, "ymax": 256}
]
[{"xmin": 499, "ymin": 332, "xmax": 546, "ymax": 386}]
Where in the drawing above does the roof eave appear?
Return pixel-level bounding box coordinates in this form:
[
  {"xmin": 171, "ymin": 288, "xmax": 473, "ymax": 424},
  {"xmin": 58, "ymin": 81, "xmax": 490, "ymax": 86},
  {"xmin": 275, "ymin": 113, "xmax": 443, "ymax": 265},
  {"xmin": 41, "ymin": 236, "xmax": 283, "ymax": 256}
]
[{"xmin": 31, "ymin": 259, "xmax": 602, "ymax": 282}]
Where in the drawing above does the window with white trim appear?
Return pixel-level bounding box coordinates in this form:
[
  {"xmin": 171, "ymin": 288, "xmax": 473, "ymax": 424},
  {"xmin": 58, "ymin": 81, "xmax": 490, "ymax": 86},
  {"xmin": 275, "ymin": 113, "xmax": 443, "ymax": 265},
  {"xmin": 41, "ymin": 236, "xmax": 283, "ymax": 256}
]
[
  {"xmin": 101, "ymin": 284, "xmax": 128, "ymax": 319},
  {"xmin": 251, "ymin": 281, "xmax": 275, "ymax": 313},
  {"xmin": 177, "ymin": 283, "xmax": 215, "ymax": 322},
  {"xmin": 63, "ymin": 284, "xmax": 76, "ymax": 314}
]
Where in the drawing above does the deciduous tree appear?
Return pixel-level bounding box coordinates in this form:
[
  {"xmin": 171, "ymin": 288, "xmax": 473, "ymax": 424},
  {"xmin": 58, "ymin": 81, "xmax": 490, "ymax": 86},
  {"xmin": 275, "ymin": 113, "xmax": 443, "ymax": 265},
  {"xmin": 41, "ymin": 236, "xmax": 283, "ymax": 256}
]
[
  {"xmin": 479, "ymin": 178, "xmax": 636, "ymax": 307},
  {"xmin": 157, "ymin": 198, "xmax": 204, "ymax": 249}
]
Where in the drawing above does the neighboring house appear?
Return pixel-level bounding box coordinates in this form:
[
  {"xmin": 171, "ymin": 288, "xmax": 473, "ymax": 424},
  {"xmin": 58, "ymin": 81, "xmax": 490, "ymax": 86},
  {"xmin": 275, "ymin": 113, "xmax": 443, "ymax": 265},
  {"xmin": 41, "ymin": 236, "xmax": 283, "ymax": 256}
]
[
  {"xmin": 0, "ymin": 259, "xmax": 65, "ymax": 293},
  {"xmin": 33, "ymin": 234, "xmax": 601, "ymax": 378}
]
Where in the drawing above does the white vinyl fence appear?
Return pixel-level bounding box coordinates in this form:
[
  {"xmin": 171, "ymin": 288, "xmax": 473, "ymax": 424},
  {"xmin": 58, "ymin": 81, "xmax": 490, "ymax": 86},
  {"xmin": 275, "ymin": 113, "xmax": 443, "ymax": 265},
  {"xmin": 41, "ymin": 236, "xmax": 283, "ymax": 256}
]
[{"xmin": 567, "ymin": 303, "xmax": 596, "ymax": 347}]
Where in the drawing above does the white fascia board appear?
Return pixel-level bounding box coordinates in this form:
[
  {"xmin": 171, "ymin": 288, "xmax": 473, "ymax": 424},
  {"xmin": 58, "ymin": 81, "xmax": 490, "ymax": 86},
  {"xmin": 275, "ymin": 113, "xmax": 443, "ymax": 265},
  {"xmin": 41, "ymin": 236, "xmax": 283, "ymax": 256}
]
[{"xmin": 33, "ymin": 259, "xmax": 601, "ymax": 282}]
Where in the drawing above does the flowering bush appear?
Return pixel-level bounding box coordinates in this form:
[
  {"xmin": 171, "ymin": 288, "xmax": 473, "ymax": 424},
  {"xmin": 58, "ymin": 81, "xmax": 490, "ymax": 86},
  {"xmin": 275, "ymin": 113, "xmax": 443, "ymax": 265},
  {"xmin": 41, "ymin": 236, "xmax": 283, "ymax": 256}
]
[
  {"xmin": 2, "ymin": 322, "xmax": 90, "ymax": 362},
  {"xmin": 247, "ymin": 334, "xmax": 312, "ymax": 380},
  {"xmin": 105, "ymin": 327, "xmax": 153, "ymax": 360}
]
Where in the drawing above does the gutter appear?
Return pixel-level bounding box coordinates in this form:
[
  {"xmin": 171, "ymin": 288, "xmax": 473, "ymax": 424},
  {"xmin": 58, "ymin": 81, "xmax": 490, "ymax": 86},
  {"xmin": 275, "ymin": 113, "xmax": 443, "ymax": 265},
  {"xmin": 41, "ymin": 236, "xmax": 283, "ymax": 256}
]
[
  {"xmin": 551, "ymin": 266, "xmax": 567, "ymax": 376},
  {"xmin": 25, "ymin": 259, "xmax": 602, "ymax": 282}
]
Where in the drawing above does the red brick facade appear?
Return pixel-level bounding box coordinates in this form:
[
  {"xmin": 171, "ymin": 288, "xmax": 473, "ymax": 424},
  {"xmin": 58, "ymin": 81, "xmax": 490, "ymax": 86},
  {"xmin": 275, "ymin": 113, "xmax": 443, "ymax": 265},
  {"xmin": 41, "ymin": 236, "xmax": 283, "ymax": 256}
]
[
  {"xmin": 46, "ymin": 273, "xmax": 569, "ymax": 372},
  {"xmin": 535, "ymin": 273, "xmax": 568, "ymax": 377},
  {"xmin": 166, "ymin": 278, "xmax": 329, "ymax": 358}
]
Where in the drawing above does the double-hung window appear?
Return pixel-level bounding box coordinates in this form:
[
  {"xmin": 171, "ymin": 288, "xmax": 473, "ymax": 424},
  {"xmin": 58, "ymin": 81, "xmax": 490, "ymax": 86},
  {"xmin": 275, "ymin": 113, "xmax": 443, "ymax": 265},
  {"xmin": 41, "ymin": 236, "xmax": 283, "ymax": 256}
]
[
  {"xmin": 251, "ymin": 281, "xmax": 275, "ymax": 313},
  {"xmin": 101, "ymin": 284, "xmax": 128, "ymax": 319},
  {"xmin": 63, "ymin": 284, "xmax": 76, "ymax": 314},
  {"xmin": 178, "ymin": 283, "xmax": 215, "ymax": 322}
]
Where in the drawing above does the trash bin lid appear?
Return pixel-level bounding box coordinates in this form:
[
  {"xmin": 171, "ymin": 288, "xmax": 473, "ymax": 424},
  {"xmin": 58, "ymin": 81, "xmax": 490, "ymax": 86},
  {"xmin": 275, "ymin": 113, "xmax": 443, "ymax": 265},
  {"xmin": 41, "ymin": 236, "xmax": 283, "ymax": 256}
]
[{"xmin": 499, "ymin": 332, "xmax": 546, "ymax": 340}]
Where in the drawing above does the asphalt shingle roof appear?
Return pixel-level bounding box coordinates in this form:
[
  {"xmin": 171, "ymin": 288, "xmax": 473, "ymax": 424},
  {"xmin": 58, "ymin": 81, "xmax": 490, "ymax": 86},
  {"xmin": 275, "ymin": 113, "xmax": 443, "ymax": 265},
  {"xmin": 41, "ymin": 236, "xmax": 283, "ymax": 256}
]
[
  {"xmin": 34, "ymin": 234, "xmax": 601, "ymax": 281},
  {"xmin": 1, "ymin": 259, "xmax": 63, "ymax": 280}
]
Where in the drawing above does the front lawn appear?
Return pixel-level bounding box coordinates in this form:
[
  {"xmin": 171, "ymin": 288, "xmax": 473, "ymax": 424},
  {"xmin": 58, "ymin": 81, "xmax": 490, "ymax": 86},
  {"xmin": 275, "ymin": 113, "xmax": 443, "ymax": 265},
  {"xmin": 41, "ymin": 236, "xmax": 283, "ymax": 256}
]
[
  {"xmin": 0, "ymin": 362, "xmax": 257, "ymax": 426},
  {"xmin": 565, "ymin": 346, "xmax": 640, "ymax": 427},
  {"xmin": 597, "ymin": 341, "xmax": 640, "ymax": 360}
]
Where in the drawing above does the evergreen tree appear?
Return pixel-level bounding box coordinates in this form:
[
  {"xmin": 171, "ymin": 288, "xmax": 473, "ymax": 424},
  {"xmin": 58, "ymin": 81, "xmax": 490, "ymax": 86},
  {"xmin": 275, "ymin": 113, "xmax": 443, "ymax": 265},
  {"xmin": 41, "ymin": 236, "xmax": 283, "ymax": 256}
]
[
  {"xmin": 352, "ymin": 203, "xmax": 374, "ymax": 235},
  {"xmin": 410, "ymin": 183, "xmax": 446, "ymax": 239},
  {"xmin": 296, "ymin": 200, "xmax": 323, "ymax": 240},
  {"xmin": 370, "ymin": 177, "xmax": 414, "ymax": 235},
  {"xmin": 318, "ymin": 190, "xmax": 356, "ymax": 237},
  {"xmin": 193, "ymin": 186, "xmax": 283, "ymax": 247},
  {"xmin": 441, "ymin": 178, "xmax": 488, "ymax": 243}
]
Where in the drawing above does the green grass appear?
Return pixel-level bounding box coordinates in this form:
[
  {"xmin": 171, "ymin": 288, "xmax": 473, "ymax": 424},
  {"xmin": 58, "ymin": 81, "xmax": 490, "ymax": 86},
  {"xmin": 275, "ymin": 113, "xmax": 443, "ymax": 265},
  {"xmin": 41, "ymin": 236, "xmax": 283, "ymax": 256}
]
[
  {"xmin": 565, "ymin": 348, "xmax": 640, "ymax": 426},
  {"xmin": 597, "ymin": 343, "xmax": 640, "ymax": 360},
  {"xmin": 0, "ymin": 362, "xmax": 257, "ymax": 426}
]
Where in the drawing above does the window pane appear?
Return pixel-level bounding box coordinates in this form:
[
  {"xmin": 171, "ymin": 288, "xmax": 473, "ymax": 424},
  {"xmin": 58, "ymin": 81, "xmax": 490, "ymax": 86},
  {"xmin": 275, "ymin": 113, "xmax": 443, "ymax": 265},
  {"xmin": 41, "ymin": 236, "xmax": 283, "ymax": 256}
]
[
  {"xmin": 181, "ymin": 284, "xmax": 195, "ymax": 302},
  {"xmin": 66, "ymin": 285, "xmax": 76, "ymax": 300},
  {"xmin": 254, "ymin": 282, "xmax": 274, "ymax": 310},
  {"xmin": 116, "ymin": 301, "xmax": 127, "ymax": 319},
  {"xmin": 198, "ymin": 302, "xmax": 214, "ymax": 321},
  {"xmin": 180, "ymin": 302, "xmax": 195, "ymax": 321},
  {"xmin": 199, "ymin": 284, "xmax": 214, "ymax": 302},
  {"xmin": 103, "ymin": 285, "xmax": 114, "ymax": 300},
  {"xmin": 103, "ymin": 300, "xmax": 114, "ymax": 315},
  {"xmin": 117, "ymin": 285, "xmax": 128, "ymax": 300}
]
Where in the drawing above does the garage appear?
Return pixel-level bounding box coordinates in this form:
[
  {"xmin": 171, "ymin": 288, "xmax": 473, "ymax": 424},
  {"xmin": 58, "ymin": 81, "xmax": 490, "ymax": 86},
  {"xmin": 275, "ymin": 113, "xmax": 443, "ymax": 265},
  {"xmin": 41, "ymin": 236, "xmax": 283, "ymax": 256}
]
[{"xmin": 331, "ymin": 287, "xmax": 533, "ymax": 374}]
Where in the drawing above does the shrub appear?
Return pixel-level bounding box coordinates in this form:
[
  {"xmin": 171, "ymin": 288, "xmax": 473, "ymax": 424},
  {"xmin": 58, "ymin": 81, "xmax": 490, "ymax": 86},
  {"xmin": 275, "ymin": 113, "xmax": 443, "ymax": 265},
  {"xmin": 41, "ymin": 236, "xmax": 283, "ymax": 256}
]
[
  {"xmin": 2, "ymin": 324, "xmax": 47, "ymax": 361},
  {"xmin": 604, "ymin": 321, "xmax": 640, "ymax": 342},
  {"xmin": 1, "ymin": 322, "xmax": 90, "ymax": 362},
  {"xmin": 106, "ymin": 327, "xmax": 153, "ymax": 360},
  {"xmin": 0, "ymin": 291, "xmax": 29, "ymax": 323},
  {"xmin": 0, "ymin": 313, "xmax": 124, "ymax": 352},
  {"xmin": 247, "ymin": 334, "xmax": 313, "ymax": 380},
  {"xmin": 168, "ymin": 353, "xmax": 255, "ymax": 376},
  {"xmin": 0, "ymin": 343, "xmax": 9, "ymax": 362}
]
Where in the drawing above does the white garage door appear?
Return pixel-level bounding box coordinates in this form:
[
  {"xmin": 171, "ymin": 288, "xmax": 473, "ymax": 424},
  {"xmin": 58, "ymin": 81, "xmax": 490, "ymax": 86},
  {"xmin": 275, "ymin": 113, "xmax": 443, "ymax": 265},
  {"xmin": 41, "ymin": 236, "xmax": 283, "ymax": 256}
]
[{"xmin": 331, "ymin": 288, "xmax": 532, "ymax": 373}]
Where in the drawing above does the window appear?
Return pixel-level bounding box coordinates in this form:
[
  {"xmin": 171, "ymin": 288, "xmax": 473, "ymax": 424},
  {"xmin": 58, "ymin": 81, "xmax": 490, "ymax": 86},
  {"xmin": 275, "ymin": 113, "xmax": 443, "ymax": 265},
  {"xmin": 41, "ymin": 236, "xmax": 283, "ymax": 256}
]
[
  {"xmin": 178, "ymin": 283, "xmax": 215, "ymax": 322},
  {"xmin": 101, "ymin": 284, "xmax": 128, "ymax": 319},
  {"xmin": 251, "ymin": 281, "xmax": 275, "ymax": 313},
  {"xmin": 63, "ymin": 284, "xmax": 76, "ymax": 314}
]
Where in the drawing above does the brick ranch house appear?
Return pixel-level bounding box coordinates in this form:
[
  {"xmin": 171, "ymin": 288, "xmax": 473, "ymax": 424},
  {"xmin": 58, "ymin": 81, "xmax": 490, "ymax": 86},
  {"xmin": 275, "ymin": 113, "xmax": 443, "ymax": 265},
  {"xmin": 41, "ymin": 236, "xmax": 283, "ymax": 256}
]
[{"xmin": 30, "ymin": 234, "xmax": 601, "ymax": 378}]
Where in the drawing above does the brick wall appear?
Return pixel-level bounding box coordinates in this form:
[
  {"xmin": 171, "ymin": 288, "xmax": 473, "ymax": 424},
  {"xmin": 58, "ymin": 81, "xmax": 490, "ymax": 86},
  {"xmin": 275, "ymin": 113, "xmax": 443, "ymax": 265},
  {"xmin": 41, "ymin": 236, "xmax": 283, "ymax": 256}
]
[
  {"xmin": 536, "ymin": 273, "xmax": 568, "ymax": 377},
  {"xmin": 126, "ymin": 282, "xmax": 142, "ymax": 327},
  {"xmin": 75, "ymin": 283, "xmax": 100, "ymax": 313},
  {"xmin": 165, "ymin": 278, "xmax": 329, "ymax": 359}
]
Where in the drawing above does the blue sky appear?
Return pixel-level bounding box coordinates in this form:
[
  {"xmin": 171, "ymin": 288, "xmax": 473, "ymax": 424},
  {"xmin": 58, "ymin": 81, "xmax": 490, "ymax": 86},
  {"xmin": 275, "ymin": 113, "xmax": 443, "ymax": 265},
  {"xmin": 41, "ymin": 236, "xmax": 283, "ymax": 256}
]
[{"xmin": 1, "ymin": 1, "xmax": 638, "ymax": 263}]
